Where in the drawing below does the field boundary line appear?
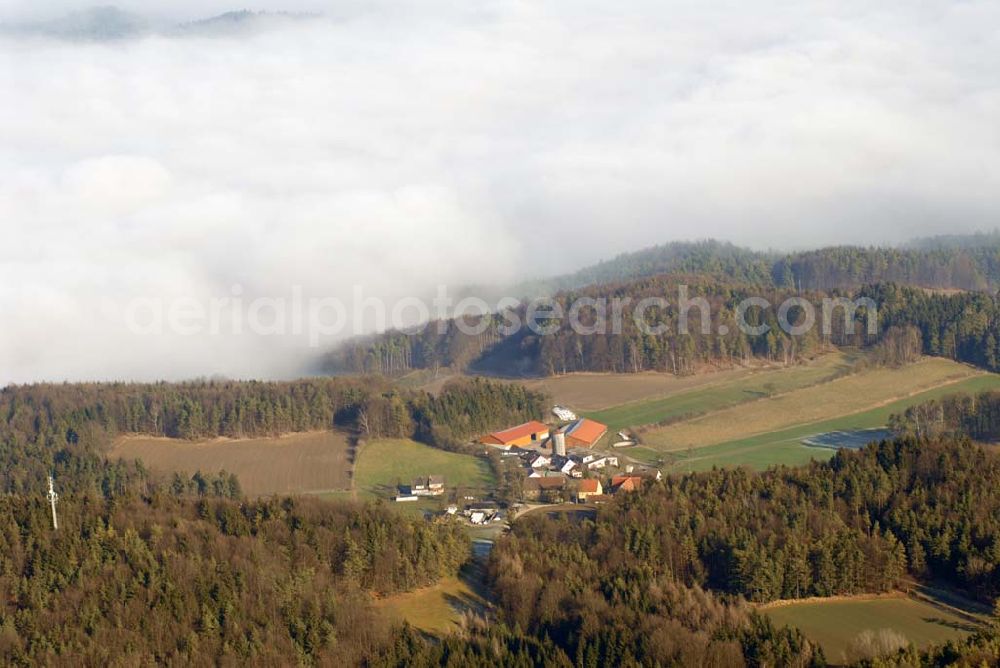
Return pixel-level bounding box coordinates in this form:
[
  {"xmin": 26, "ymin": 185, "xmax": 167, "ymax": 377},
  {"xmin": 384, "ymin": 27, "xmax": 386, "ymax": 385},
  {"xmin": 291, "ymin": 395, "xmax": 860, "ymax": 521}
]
[
  {"xmin": 757, "ymin": 591, "xmax": 906, "ymax": 610},
  {"xmin": 596, "ymin": 352, "xmax": 853, "ymax": 426}
]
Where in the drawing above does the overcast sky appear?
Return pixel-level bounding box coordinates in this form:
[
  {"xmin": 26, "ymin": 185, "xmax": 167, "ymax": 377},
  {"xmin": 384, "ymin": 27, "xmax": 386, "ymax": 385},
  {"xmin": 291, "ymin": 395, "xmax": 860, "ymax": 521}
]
[{"xmin": 1, "ymin": 1, "xmax": 998, "ymax": 384}]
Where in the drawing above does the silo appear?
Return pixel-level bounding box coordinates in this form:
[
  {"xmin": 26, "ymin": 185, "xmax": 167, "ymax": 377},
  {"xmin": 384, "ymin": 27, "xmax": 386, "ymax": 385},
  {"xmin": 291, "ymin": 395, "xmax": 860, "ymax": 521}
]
[{"xmin": 553, "ymin": 431, "xmax": 567, "ymax": 457}]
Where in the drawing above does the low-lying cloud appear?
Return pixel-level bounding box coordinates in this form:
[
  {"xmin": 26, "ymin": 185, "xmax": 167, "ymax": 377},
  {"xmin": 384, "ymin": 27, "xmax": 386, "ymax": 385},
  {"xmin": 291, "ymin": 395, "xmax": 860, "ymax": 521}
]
[{"xmin": 1, "ymin": 1, "xmax": 998, "ymax": 383}]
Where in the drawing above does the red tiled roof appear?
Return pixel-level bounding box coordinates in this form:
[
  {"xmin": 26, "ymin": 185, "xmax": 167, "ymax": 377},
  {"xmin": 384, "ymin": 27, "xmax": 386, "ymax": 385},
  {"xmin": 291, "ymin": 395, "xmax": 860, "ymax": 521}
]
[
  {"xmin": 563, "ymin": 418, "xmax": 607, "ymax": 446},
  {"xmin": 578, "ymin": 479, "xmax": 601, "ymax": 493},
  {"xmin": 611, "ymin": 475, "xmax": 644, "ymax": 492},
  {"xmin": 482, "ymin": 420, "xmax": 549, "ymax": 445}
]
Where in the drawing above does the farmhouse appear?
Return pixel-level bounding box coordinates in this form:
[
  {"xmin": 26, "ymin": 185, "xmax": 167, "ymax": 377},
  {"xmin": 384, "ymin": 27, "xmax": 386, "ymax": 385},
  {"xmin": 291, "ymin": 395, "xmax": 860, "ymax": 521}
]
[
  {"xmin": 428, "ymin": 475, "xmax": 445, "ymax": 493},
  {"xmin": 559, "ymin": 418, "xmax": 608, "ymax": 448},
  {"xmin": 610, "ymin": 475, "xmax": 645, "ymax": 494},
  {"xmin": 577, "ymin": 478, "xmax": 603, "ymax": 502},
  {"xmin": 586, "ymin": 455, "xmax": 618, "ymax": 470},
  {"xmin": 402, "ymin": 475, "xmax": 446, "ymax": 497},
  {"xmin": 529, "ymin": 454, "xmax": 552, "ymax": 469},
  {"xmin": 481, "ymin": 420, "xmax": 550, "ymax": 447},
  {"xmin": 524, "ymin": 476, "xmax": 566, "ymax": 501}
]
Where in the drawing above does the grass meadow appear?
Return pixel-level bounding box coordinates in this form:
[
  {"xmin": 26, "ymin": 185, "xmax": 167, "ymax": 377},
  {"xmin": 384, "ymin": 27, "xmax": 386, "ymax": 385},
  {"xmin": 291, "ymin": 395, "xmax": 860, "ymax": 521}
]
[
  {"xmin": 763, "ymin": 595, "xmax": 983, "ymax": 664},
  {"xmin": 353, "ymin": 438, "xmax": 495, "ymax": 499}
]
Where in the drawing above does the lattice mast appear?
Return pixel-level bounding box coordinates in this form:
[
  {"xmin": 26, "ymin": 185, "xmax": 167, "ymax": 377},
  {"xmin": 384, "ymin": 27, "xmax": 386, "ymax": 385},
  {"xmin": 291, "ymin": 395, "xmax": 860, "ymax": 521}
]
[{"xmin": 47, "ymin": 475, "xmax": 59, "ymax": 530}]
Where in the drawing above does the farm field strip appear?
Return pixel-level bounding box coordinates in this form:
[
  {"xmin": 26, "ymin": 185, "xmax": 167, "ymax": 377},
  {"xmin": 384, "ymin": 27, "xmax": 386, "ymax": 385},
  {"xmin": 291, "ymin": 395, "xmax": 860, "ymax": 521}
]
[
  {"xmin": 641, "ymin": 358, "xmax": 980, "ymax": 452},
  {"xmin": 522, "ymin": 366, "xmax": 754, "ymax": 411},
  {"xmin": 586, "ymin": 351, "xmax": 860, "ymax": 433},
  {"xmin": 662, "ymin": 374, "xmax": 1000, "ymax": 472},
  {"xmin": 109, "ymin": 430, "xmax": 354, "ymax": 497}
]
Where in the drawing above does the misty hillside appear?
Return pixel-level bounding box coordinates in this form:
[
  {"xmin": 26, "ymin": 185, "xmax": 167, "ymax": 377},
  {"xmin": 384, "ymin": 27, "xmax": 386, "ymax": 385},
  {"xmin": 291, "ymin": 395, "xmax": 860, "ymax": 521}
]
[
  {"xmin": 0, "ymin": 6, "xmax": 148, "ymax": 41},
  {"xmin": 171, "ymin": 10, "xmax": 320, "ymax": 37},
  {"xmin": 0, "ymin": 7, "xmax": 321, "ymax": 41},
  {"xmin": 327, "ymin": 234, "xmax": 1000, "ymax": 378},
  {"xmin": 511, "ymin": 234, "xmax": 1000, "ymax": 297},
  {"xmin": 904, "ymin": 230, "xmax": 1000, "ymax": 251}
]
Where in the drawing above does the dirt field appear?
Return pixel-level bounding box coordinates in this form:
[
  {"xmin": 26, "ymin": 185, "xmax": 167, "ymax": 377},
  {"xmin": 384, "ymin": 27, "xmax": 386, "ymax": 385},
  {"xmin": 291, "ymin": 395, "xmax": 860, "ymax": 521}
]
[
  {"xmin": 516, "ymin": 350, "xmax": 857, "ymax": 413},
  {"xmin": 110, "ymin": 431, "xmax": 353, "ymax": 497},
  {"xmin": 642, "ymin": 358, "xmax": 979, "ymax": 451}
]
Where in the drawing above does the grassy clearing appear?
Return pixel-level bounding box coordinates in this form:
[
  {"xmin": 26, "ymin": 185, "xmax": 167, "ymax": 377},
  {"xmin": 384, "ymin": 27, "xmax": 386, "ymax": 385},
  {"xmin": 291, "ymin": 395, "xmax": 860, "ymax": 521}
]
[
  {"xmin": 374, "ymin": 574, "xmax": 487, "ymax": 635},
  {"xmin": 642, "ymin": 358, "xmax": 978, "ymax": 452},
  {"xmin": 586, "ymin": 351, "xmax": 859, "ymax": 433},
  {"xmin": 763, "ymin": 595, "xmax": 983, "ymax": 663},
  {"xmin": 660, "ymin": 373, "xmax": 1000, "ymax": 473},
  {"xmin": 354, "ymin": 438, "xmax": 495, "ymax": 499},
  {"xmin": 110, "ymin": 431, "xmax": 353, "ymax": 497}
]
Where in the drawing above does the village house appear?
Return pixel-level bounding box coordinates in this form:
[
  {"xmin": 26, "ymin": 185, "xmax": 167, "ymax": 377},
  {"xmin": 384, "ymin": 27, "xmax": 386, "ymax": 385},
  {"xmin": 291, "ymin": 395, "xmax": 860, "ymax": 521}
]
[
  {"xmin": 524, "ymin": 476, "xmax": 566, "ymax": 501},
  {"xmin": 610, "ymin": 475, "xmax": 645, "ymax": 494},
  {"xmin": 586, "ymin": 455, "xmax": 618, "ymax": 470},
  {"xmin": 577, "ymin": 478, "xmax": 603, "ymax": 502},
  {"xmin": 427, "ymin": 475, "xmax": 445, "ymax": 493},
  {"xmin": 400, "ymin": 475, "xmax": 445, "ymax": 497},
  {"xmin": 530, "ymin": 454, "xmax": 552, "ymax": 469}
]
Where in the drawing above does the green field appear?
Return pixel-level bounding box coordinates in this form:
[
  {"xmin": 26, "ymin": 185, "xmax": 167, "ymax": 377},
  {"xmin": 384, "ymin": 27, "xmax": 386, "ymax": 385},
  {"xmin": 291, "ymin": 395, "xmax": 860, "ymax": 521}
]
[
  {"xmin": 644, "ymin": 358, "xmax": 978, "ymax": 450},
  {"xmin": 354, "ymin": 438, "xmax": 495, "ymax": 499},
  {"xmin": 586, "ymin": 351, "xmax": 860, "ymax": 433},
  {"xmin": 374, "ymin": 573, "xmax": 488, "ymax": 635},
  {"xmin": 763, "ymin": 596, "xmax": 983, "ymax": 664},
  {"xmin": 659, "ymin": 373, "xmax": 1000, "ymax": 472}
]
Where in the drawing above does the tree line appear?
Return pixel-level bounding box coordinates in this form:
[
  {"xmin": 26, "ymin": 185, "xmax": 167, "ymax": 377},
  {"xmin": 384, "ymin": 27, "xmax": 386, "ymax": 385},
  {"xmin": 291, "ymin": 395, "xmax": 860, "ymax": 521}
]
[
  {"xmin": 860, "ymin": 283, "xmax": 1000, "ymax": 372},
  {"xmin": 0, "ymin": 376, "xmax": 547, "ymax": 496},
  {"xmin": 530, "ymin": 235, "xmax": 1000, "ymax": 295},
  {"xmin": 890, "ymin": 390, "xmax": 1000, "ymax": 442}
]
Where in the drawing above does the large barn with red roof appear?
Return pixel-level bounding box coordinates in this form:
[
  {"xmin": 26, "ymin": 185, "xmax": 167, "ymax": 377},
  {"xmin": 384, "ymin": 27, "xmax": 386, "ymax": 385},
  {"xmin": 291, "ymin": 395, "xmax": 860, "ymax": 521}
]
[
  {"xmin": 480, "ymin": 420, "xmax": 550, "ymax": 447},
  {"xmin": 559, "ymin": 418, "xmax": 608, "ymax": 448}
]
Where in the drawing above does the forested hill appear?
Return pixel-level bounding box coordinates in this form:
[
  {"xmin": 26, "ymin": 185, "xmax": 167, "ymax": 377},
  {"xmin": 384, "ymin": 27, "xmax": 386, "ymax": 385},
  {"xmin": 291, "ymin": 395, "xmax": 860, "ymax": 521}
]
[
  {"xmin": 330, "ymin": 277, "xmax": 1000, "ymax": 377},
  {"xmin": 528, "ymin": 240, "xmax": 778, "ymax": 293},
  {"xmin": 514, "ymin": 234, "xmax": 1000, "ymax": 296},
  {"xmin": 487, "ymin": 436, "xmax": 1000, "ymax": 665},
  {"xmin": 0, "ymin": 493, "xmax": 470, "ymax": 664}
]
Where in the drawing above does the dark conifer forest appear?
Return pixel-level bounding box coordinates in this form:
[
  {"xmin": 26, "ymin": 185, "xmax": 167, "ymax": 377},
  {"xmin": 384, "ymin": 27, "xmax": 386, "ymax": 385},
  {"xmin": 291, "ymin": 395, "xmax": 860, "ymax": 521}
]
[{"xmin": 332, "ymin": 277, "xmax": 999, "ymax": 377}]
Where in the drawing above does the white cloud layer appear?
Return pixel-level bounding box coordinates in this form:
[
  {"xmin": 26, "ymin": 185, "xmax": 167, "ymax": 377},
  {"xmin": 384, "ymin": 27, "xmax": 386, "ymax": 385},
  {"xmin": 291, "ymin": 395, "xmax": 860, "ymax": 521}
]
[{"xmin": 1, "ymin": 1, "xmax": 999, "ymax": 383}]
